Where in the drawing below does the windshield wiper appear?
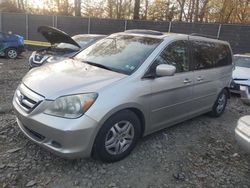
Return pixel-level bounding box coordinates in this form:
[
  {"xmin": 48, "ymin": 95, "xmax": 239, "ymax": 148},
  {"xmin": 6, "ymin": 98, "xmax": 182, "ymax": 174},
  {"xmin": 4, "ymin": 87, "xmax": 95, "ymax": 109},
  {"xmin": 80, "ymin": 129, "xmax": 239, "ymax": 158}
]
[{"xmin": 83, "ymin": 61, "xmax": 113, "ymax": 71}]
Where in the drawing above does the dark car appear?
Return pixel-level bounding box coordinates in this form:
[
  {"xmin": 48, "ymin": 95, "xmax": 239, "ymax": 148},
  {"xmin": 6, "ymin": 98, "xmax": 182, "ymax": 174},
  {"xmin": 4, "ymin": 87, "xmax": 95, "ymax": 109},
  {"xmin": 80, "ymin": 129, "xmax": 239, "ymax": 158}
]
[
  {"xmin": 0, "ymin": 32, "xmax": 25, "ymax": 59},
  {"xmin": 28, "ymin": 26, "xmax": 106, "ymax": 68}
]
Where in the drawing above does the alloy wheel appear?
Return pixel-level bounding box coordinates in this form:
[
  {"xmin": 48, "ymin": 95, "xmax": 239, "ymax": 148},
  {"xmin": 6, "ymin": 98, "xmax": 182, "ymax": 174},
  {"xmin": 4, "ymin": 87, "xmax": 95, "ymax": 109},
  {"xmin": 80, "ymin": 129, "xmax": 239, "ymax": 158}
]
[
  {"xmin": 105, "ymin": 120, "xmax": 135, "ymax": 155},
  {"xmin": 216, "ymin": 93, "xmax": 226, "ymax": 114},
  {"xmin": 8, "ymin": 49, "xmax": 18, "ymax": 59}
]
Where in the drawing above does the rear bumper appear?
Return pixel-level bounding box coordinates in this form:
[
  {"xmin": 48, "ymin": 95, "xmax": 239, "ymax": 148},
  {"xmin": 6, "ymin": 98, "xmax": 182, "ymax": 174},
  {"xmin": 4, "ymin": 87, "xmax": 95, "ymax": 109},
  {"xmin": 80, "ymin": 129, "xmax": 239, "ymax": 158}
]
[{"xmin": 235, "ymin": 117, "xmax": 250, "ymax": 153}]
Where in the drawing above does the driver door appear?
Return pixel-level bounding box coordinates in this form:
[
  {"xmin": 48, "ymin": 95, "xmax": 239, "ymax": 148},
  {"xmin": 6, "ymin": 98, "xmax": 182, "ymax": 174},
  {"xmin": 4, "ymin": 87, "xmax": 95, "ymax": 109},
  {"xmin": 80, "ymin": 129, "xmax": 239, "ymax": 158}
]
[{"xmin": 149, "ymin": 39, "xmax": 194, "ymax": 132}]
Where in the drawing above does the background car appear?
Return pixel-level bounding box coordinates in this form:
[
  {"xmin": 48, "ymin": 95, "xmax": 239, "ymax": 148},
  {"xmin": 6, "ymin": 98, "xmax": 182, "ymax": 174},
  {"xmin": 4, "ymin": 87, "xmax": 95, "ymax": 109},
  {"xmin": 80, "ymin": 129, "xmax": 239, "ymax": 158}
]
[
  {"xmin": 0, "ymin": 31, "xmax": 25, "ymax": 59},
  {"xmin": 28, "ymin": 26, "xmax": 106, "ymax": 68},
  {"xmin": 230, "ymin": 54, "xmax": 250, "ymax": 104},
  {"xmin": 235, "ymin": 116, "xmax": 250, "ymax": 153}
]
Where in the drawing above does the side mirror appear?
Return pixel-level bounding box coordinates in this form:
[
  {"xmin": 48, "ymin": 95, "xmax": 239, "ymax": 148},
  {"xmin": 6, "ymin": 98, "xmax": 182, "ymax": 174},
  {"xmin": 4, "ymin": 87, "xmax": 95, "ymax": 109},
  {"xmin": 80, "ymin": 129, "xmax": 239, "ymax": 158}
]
[{"xmin": 156, "ymin": 64, "xmax": 176, "ymax": 77}]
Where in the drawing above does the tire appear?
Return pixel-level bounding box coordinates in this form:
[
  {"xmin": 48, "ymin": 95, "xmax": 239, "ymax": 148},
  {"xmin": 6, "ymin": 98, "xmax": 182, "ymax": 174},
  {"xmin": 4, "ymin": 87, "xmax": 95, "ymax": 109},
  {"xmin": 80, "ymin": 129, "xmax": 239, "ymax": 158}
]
[
  {"xmin": 5, "ymin": 48, "xmax": 18, "ymax": 59},
  {"xmin": 210, "ymin": 89, "xmax": 228, "ymax": 117},
  {"xmin": 93, "ymin": 110, "xmax": 141, "ymax": 163}
]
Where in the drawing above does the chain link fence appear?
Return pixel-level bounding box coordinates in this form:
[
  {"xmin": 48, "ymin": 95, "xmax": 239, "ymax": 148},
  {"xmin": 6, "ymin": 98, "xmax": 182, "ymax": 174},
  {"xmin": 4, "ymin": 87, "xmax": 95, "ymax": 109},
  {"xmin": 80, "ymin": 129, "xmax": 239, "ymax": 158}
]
[{"xmin": 0, "ymin": 12, "xmax": 250, "ymax": 54}]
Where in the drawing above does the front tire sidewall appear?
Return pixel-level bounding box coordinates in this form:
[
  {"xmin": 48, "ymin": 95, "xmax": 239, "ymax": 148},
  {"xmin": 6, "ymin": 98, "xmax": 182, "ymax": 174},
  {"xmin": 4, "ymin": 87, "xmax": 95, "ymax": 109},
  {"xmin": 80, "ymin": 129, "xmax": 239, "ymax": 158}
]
[
  {"xmin": 93, "ymin": 110, "xmax": 141, "ymax": 163},
  {"xmin": 5, "ymin": 48, "xmax": 18, "ymax": 59}
]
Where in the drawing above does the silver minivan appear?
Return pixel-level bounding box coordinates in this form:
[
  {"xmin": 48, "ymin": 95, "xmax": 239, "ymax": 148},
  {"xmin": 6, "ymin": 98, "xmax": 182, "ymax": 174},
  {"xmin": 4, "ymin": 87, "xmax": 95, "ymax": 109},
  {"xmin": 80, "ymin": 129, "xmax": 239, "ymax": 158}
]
[{"xmin": 13, "ymin": 31, "xmax": 233, "ymax": 162}]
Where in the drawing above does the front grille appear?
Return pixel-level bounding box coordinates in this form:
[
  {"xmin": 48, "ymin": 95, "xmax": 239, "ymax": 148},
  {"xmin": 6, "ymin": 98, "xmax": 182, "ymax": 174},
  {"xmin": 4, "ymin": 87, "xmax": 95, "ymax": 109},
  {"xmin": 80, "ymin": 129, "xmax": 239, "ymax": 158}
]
[{"xmin": 15, "ymin": 84, "xmax": 44, "ymax": 112}]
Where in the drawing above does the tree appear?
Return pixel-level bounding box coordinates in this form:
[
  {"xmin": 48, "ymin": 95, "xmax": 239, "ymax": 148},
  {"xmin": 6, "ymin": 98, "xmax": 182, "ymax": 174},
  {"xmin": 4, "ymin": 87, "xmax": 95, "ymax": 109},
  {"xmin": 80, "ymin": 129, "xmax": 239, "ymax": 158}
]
[
  {"xmin": 74, "ymin": 0, "xmax": 81, "ymax": 16},
  {"xmin": 177, "ymin": 0, "xmax": 186, "ymax": 21},
  {"xmin": 133, "ymin": 0, "xmax": 140, "ymax": 19},
  {"xmin": 147, "ymin": 0, "xmax": 177, "ymax": 21}
]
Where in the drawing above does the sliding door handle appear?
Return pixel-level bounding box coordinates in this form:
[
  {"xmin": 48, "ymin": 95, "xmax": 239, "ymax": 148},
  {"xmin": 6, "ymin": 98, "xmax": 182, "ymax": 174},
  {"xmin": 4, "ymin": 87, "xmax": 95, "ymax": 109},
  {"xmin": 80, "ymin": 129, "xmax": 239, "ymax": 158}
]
[
  {"xmin": 183, "ymin": 79, "xmax": 192, "ymax": 84},
  {"xmin": 197, "ymin": 76, "xmax": 204, "ymax": 81}
]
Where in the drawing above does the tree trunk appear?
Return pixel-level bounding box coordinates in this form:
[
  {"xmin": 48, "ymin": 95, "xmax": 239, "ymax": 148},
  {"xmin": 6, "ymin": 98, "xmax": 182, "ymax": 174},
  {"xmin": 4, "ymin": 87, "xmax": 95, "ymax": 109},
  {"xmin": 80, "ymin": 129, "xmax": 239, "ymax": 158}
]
[
  {"xmin": 194, "ymin": 0, "xmax": 199, "ymax": 22},
  {"xmin": 178, "ymin": 0, "xmax": 186, "ymax": 22},
  {"xmin": 199, "ymin": 0, "xmax": 209, "ymax": 22},
  {"xmin": 144, "ymin": 0, "xmax": 149, "ymax": 20},
  {"xmin": 133, "ymin": 0, "xmax": 140, "ymax": 19},
  {"xmin": 75, "ymin": 0, "xmax": 81, "ymax": 16}
]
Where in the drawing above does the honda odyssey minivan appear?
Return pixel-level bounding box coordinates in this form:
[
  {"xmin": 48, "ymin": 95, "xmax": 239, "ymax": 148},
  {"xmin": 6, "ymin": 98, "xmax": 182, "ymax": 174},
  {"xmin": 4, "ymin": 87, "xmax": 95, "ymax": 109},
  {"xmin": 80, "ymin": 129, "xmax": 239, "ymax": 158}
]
[{"xmin": 13, "ymin": 30, "xmax": 233, "ymax": 162}]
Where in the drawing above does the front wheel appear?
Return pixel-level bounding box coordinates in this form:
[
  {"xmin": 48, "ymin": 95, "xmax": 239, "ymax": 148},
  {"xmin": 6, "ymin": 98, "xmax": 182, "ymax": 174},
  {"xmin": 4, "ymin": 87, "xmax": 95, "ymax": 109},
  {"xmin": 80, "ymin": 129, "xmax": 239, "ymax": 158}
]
[
  {"xmin": 5, "ymin": 48, "xmax": 18, "ymax": 59},
  {"xmin": 210, "ymin": 89, "xmax": 228, "ymax": 117},
  {"xmin": 93, "ymin": 110, "xmax": 141, "ymax": 163}
]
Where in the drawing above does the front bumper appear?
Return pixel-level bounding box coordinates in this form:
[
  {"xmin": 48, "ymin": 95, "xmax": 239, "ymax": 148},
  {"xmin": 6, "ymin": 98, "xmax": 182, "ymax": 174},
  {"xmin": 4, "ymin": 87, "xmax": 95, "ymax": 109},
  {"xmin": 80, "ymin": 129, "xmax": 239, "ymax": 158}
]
[
  {"xmin": 235, "ymin": 116, "xmax": 250, "ymax": 153},
  {"xmin": 13, "ymin": 86, "xmax": 100, "ymax": 159},
  {"xmin": 239, "ymin": 85, "xmax": 250, "ymax": 105}
]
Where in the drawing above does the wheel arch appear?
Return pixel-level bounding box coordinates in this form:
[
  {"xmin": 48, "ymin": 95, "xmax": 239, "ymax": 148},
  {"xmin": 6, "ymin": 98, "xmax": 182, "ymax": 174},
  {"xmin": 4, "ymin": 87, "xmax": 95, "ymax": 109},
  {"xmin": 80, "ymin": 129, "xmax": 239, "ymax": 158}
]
[
  {"xmin": 90, "ymin": 105, "xmax": 147, "ymax": 157},
  {"xmin": 223, "ymin": 87, "xmax": 230, "ymax": 99}
]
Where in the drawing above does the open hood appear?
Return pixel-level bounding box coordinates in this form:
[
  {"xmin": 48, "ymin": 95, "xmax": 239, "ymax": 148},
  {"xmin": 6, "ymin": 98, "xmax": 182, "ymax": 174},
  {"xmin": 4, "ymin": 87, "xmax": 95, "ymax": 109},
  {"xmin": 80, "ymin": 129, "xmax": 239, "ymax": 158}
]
[{"xmin": 38, "ymin": 26, "xmax": 81, "ymax": 48}]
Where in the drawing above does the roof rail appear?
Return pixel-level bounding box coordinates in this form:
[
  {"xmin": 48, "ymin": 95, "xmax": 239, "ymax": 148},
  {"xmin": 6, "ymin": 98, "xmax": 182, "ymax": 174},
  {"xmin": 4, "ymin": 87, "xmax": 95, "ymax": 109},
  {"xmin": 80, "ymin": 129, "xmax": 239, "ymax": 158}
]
[
  {"xmin": 190, "ymin": 33, "xmax": 219, "ymax": 39},
  {"xmin": 124, "ymin": 29, "xmax": 164, "ymax": 36}
]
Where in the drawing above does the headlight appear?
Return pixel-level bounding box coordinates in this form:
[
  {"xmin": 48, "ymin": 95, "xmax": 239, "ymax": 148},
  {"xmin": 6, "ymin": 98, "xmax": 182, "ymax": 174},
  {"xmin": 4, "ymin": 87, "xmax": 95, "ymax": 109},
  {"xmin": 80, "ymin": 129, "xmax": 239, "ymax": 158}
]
[
  {"xmin": 44, "ymin": 93, "xmax": 98, "ymax": 118},
  {"xmin": 46, "ymin": 56, "xmax": 65, "ymax": 63},
  {"xmin": 29, "ymin": 51, "xmax": 36, "ymax": 61}
]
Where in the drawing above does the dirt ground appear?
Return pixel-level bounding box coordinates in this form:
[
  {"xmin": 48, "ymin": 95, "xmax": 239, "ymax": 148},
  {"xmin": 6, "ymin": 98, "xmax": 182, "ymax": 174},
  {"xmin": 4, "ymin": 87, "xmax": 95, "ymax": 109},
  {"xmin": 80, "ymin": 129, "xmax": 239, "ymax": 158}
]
[{"xmin": 0, "ymin": 52, "xmax": 250, "ymax": 188}]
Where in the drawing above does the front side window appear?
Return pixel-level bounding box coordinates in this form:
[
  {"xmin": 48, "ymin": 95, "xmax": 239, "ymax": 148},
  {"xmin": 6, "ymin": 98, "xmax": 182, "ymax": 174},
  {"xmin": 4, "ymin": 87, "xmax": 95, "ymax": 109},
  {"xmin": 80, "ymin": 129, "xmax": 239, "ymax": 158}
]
[
  {"xmin": 154, "ymin": 40, "xmax": 189, "ymax": 73},
  {"xmin": 75, "ymin": 35, "xmax": 162, "ymax": 75}
]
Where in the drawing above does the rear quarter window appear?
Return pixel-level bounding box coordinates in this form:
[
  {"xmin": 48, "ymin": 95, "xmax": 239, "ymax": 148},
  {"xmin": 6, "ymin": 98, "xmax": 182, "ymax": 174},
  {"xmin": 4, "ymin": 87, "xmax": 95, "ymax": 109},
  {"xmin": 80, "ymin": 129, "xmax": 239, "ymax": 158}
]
[
  {"xmin": 214, "ymin": 44, "xmax": 232, "ymax": 67},
  {"xmin": 192, "ymin": 40, "xmax": 232, "ymax": 70}
]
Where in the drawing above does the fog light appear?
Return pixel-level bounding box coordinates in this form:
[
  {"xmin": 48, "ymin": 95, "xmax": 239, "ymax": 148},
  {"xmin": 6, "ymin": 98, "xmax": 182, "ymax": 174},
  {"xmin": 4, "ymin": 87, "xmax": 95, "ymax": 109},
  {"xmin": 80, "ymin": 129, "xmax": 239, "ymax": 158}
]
[{"xmin": 51, "ymin": 140, "xmax": 61, "ymax": 148}]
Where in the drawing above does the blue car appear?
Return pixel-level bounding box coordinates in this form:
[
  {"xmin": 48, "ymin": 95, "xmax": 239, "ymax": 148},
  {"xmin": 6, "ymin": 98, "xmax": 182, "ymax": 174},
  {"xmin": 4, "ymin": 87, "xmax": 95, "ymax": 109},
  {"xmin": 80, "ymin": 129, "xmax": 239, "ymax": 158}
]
[{"xmin": 0, "ymin": 32, "xmax": 25, "ymax": 59}]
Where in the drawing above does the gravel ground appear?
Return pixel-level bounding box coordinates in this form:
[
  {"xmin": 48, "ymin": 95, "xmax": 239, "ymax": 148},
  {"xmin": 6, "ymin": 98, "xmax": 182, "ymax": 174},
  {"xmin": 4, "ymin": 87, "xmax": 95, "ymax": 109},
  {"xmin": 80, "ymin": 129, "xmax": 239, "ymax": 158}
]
[{"xmin": 0, "ymin": 52, "xmax": 250, "ymax": 188}]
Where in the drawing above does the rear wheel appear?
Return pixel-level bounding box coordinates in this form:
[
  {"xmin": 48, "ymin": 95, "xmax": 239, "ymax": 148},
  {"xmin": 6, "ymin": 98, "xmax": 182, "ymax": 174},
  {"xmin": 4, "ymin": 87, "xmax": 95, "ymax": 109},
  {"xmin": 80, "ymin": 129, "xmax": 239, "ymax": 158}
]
[
  {"xmin": 93, "ymin": 110, "xmax": 141, "ymax": 162},
  {"xmin": 5, "ymin": 48, "xmax": 18, "ymax": 59},
  {"xmin": 210, "ymin": 89, "xmax": 228, "ymax": 117}
]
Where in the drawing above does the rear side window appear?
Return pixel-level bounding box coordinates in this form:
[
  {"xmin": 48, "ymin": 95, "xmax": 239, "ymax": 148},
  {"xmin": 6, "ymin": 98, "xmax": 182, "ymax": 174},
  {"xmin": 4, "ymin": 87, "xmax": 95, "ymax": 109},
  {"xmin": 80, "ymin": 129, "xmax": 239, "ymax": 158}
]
[
  {"xmin": 192, "ymin": 40, "xmax": 215, "ymax": 70},
  {"xmin": 154, "ymin": 40, "xmax": 189, "ymax": 73},
  {"xmin": 192, "ymin": 40, "xmax": 232, "ymax": 70}
]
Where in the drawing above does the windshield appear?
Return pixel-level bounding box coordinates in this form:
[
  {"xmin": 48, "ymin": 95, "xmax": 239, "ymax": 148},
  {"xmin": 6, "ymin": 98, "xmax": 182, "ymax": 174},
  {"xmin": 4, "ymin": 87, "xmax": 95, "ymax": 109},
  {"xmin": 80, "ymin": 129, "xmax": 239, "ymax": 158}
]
[
  {"xmin": 234, "ymin": 56, "xmax": 250, "ymax": 68},
  {"xmin": 75, "ymin": 35, "xmax": 162, "ymax": 75}
]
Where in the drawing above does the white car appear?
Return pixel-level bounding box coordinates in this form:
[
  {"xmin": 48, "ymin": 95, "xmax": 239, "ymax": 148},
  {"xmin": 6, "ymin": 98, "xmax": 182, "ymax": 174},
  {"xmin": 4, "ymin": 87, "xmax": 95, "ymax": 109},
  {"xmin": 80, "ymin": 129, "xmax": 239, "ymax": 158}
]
[
  {"xmin": 235, "ymin": 116, "xmax": 250, "ymax": 153},
  {"xmin": 230, "ymin": 54, "xmax": 250, "ymax": 104}
]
